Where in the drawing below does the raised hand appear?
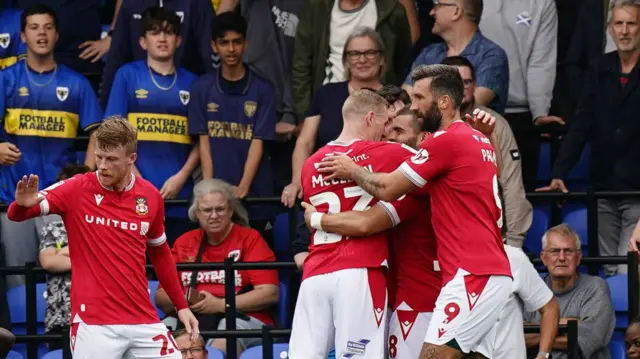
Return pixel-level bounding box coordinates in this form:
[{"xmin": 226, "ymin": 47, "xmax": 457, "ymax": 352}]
[
  {"xmin": 15, "ymin": 175, "xmax": 44, "ymax": 208},
  {"xmin": 465, "ymin": 108, "xmax": 496, "ymax": 136}
]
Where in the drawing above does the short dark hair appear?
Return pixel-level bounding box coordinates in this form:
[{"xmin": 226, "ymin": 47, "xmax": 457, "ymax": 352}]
[
  {"xmin": 441, "ymin": 56, "xmax": 476, "ymax": 80},
  {"xmin": 56, "ymin": 164, "xmax": 91, "ymax": 182},
  {"xmin": 396, "ymin": 105, "xmax": 423, "ymax": 133},
  {"xmin": 462, "ymin": 0, "xmax": 483, "ymax": 25},
  {"xmin": 410, "ymin": 64, "xmax": 464, "ymax": 109},
  {"xmin": 211, "ymin": 11, "xmax": 247, "ymax": 40},
  {"xmin": 140, "ymin": 6, "xmax": 181, "ymax": 35},
  {"xmin": 21, "ymin": 4, "xmax": 58, "ymax": 32},
  {"xmin": 377, "ymin": 85, "xmax": 410, "ymax": 106}
]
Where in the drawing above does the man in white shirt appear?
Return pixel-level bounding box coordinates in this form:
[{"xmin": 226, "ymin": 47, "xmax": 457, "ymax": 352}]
[{"xmin": 493, "ymin": 245, "xmax": 559, "ymax": 359}]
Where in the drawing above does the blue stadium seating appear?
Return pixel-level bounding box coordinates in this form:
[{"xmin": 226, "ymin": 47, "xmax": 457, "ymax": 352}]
[
  {"xmin": 273, "ymin": 213, "xmax": 291, "ymax": 255},
  {"xmin": 562, "ymin": 208, "xmax": 588, "ymax": 252},
  {"xmin": 277, "ymin": 281, "xmax": 289, "ymax": 328},
  {"xmin": 609, "ymin": 339, "xmax": 626, "ymax": 359},
  {"xmin": 567, "ymin": 143, "xmax": 591, "ymax": 181},
  {"xmin": 7, "ymin": 283, "xmax": 48, "ymax": 324},
  {"xmin": 239, "ymin": 343, "xmax": 289, "ymax": 358},
  {"xmin": 207, "ymin": 347, "xmax": 225, "ymax": 359},
  {"xmin": 6, "ymin": 350, "xmax": 24, "ymax": 359},
  {"xmin": 41, "ymin": 350, "xmax": 62, "ymax": 359},
  {"xmin": 537, "ymin": 142, "xmax": 551, "ymax": 182},
  {"xmin": 607, "ymin": 274, "xmax": 629, "ymax": 329},
  {"xmin": 524, "ymin": 207, "xmax": 549, "ymax": 256},
  {"xmin": 147, "ymin": 280, "xmax": 165, "ymax": 320}
]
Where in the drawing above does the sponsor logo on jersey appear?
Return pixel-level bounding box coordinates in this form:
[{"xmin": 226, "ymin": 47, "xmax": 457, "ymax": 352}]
[
  {"xmin": 411, "ymin": 149, "xmax": 429, "ymax": 165},
  {"xmin": 135, "ymin": 197, "xmax": 148, "ymax": 215},
  {"xmin": 179, "ymin": 90, "xmax": 190, "ymax": 105},
  {"xmin": 18, "ymin": 87, "xmax": 29, "ymax": 97},
  {"xmin": 207, "ymin": 121, "xmax": 253, "ymax": 140},
  {"xmin": 4, "ymin": 109, "xmax": 79, "ymax": 138},
  {"xmin": 180, "ymin": 270, "xmax": 242, "ymax": 287},
  {"xmin": 244, "ymin": 101, "xmax": 257, "ymax": 117},
  {"xmin": 84, "ymin": 215, "xmax": 141, "ymax": 232},
  {"xmin": 397, "ymin": 310, "xmax": 419, "ymax": 340},
  {"xmin": 228, "ymin": 249, "xmax": 241, "ymax": 262},
  {"xmin": 345, "ymin": 339, "xmax": 370, "ymax": 357},
  {"xmin": 0, "ymin": 33, "xmax": 10, "ymax": 49},
  {"xmin": 56, "ymin": 87, "xmax": 69, "ymax": 102},
  {"xmin": 207, "ymin": 102, "xmax": 219, "ymax": 112},
  {"xmin": 128, "ymin": 113, "xmax": 191, "ymax": 144},
  {"xmin": 135, "ymin": 88, "xmax": 148, "ymax": 99}
]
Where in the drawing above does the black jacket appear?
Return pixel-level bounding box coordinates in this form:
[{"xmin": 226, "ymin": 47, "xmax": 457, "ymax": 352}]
[{"xmin": 552, "ymin": 52, "xmax": 640, "ymax": 191}]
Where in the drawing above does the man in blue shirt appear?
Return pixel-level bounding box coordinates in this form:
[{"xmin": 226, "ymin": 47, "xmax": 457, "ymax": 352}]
[
  {"xmin": 105, "ymin": 6, "xmax": 199, "ymax": 245},
  {"xmin": 403, "ymin": 0, "xmax": 509, "ymax": 114},
  {"xmin": 188, "ymin": 12, "xmax": 277, "ymax": 247},
  {"xmin": 0, "ymin": 4, "xmax": 103, "ymax": 288},
  {"xmin": 0, "ymin": 8, "xmax": 26, "ymax": 69}
]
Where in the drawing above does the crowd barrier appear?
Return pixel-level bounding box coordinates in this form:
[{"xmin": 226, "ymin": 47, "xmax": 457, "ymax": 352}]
[{"xmin": 1, "ymin": 188, "xmax": 639, "ymax": 359}]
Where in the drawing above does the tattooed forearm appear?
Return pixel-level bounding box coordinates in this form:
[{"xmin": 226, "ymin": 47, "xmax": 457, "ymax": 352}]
[
  {"xmin": 352, "ymin": 166, "xmax": 388, "ymax": 199},
  {"xmin": 419, "ymin": 347, "xmax": 437, "ymax": 359}
]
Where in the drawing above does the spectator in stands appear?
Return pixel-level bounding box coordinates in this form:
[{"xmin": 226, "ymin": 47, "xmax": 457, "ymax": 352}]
[
  {"xmin": 155, "ymin": 179, "xmax": 279, "ymax": 356},
  {"xmin": 292, "ymin": 0, "xmax": 412, "ymax": 123},
  {"xmin": 479, "ymin": 0, "xmax": 561, "ymax": 192},
  {"xmin": 0, "ymin": 328, "xmax": 14, "ymax": 358},
  {"xmin": 0, "ymin": 4, "xmax": 103, "ymax": 288},
  {"xmin": 539, "ymin": 0, "xmax": 640, "ymax": 276},
  {"xmin": 0, "ymin": 7, "xmax": 26, "ymax": 69},
  {"xmin": 100, "ymin": 0, "xmax": 215, "ymax": 109},
  {"xmin": 282, "ymin": 27, "xmax": 386, "ymax": 207},
  {"xmin": 188, "ymin": 12, "xmax": 277, "ymax": 246},
  {"xmin": 443, "ymin": 56, "xmax": 532, "ymax": 248},
  {"xmin": 76, "ymin": 0, "xmax": 123, "ymax": 66},
  {"xmin": 38, "ymin": 164, "xmax": 90, "ymax": 350},
  {"xmin": 627, "ymin": 318, "xmax": 640, "ymax": 359},
  {"xmin": 17, "ymin": 0, "xmax": 103, "ymax": 75},
  {"xmin": 104, "ymin": 6, "xmax": 200, "ymax": 245},
  {"xmin": 524, "ymin": 224, "xmax": 615, "ymax": 359},
  {"xmin": 173, "ymin": 328, "xmax": 208, "ymax": 359},
  {"xmin": 405, "ymin": 0, "xmax": 509, "ymax": 115}
]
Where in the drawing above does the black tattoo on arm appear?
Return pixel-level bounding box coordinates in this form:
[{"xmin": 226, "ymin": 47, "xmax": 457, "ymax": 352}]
[
  {"xmin": 420, "ymin": 347, "xmax": 436, "ymax": 359},
  {"xmin": 352, "ymin": 166, "xmax": 388, "ymax": 199}
]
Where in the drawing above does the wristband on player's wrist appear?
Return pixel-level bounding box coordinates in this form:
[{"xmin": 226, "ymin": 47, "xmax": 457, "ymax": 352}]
[{"xmin": 310, "ymin": 212, "xmax": 324, "ymax": 231}]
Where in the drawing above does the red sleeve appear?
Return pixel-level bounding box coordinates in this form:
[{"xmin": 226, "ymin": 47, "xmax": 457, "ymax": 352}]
[
  {"xmin": 378, "ymin": 195, "xmax": 424, "ymax": 226},
  {"xmin": 146, "ymin": 190, "xmax": 167, "ymax": 247},
  {"xmin": 8, "ymin": 176, "xmax": 79, "ymax": 221},
  {"xmin": 399, "ymin": 132, "xmax": 455, "ymax": 195},
  {"xmin": 244, "ymin": 230, "xmax": 279, "ymax": 287}
]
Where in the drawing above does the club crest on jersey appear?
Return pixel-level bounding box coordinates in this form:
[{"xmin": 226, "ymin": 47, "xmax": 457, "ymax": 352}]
[
  {"xmin": 0, "ymin": 34, "xmax": 10, "ymax": 49},
  {"xmin": 56, "ymin": 87, "xmax": 69, "ymax": 102},
  {"xmin": 228, "ymin": 249, "xmax": 241, "ymax": 262},
  {"xmin": 135, "ymin": 197, "xmax": 148, "ymax": 215},
  {"xmin": 411, "ymin": 149, "xmax": 429, "ymax": 165},
  {"xmin": 179, "ymin": 90, "xmax": 190, "ymax": 105},
  {"xmin": 244, "ymin": 101, "xmax": 257, "ymax": 117}
]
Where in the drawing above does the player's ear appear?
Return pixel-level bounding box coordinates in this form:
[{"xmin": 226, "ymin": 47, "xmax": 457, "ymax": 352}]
[
  {"xmin": 439, "ymin": 95, "xmax": 449, "ymax": 110},
  {"xmin": 128, "ymin": 153, "xmax": 137, "ymax": 166}
]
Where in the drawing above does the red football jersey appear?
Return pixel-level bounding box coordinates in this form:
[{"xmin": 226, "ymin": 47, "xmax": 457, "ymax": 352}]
[
  {"xmin": 380, "ymin": 195, "xmax": 441, "ymax": 313},
  {"xmin": 398, "ymin": 121, "xmax": 511, "ymax": 284},
  {"xmin": 169, "ymin": 226, "xmax": 279, "ymax": 325},
  {"xmin": 36, "ymin": 172, "xmax": 166, "ymax": 325},
  {"xmin": 300, "ymin": 139, "xmax": 415, "ymax": 280}
]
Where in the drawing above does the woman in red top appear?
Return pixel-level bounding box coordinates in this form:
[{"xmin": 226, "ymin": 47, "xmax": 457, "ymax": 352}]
[{"xmin": 155, "ymin": 179, "xmax": 279, "ymax": 355}]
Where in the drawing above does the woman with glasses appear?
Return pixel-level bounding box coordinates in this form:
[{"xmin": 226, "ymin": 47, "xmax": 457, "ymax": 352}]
[
  {"xmin": 281, "ymin": 26, "xmax": 388, "ymax": 208},
  {"xmin": 155, "ymin": 179, "xmax": 279, "ymax": 356}
]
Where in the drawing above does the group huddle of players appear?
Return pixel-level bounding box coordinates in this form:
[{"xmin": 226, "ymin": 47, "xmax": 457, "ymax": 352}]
[{"xmin": 287, "ymin": 64, "xmax": 530, "ymax": 359}]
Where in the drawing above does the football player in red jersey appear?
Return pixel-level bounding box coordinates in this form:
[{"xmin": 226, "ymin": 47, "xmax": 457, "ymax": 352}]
[
  {"xmin": 8, "ymin": 118, "xmax": 198, "ymax": 359},
  {"xmin": 318, "ymin": 64, "xmax": 512, "ymax": 359}
]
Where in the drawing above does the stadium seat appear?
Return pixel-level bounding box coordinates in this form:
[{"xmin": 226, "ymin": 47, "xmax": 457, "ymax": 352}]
[
  {"xmin": 6, "ymin": 350, "xmax": 24, "ymax": 359},
  {"xmin": 41, "ymin": 350, "xmax": 62, "ymax": 359},
  {"xmin": 207, "ymin": 347, "xmax": 225, "ymax": 359},
  {"xmin": 524, "ymin": 208, "xmax": 549, "ymax": 256},
  {"xmin": 239, "ymin": 343, "xmax": 289, "ymax": 358},
  {"xmin": 537, "ymin": 142, "xmax": 551, "ymax": 182},
  {"xmin": 607, "ymin": 274, "xmax": 629, "ymax": 329},
  {"xmin": 610, "ymin": 339, "xmax": 626, "ymax": 359},
  {"xmin": 562, "ymin": 208, "xmax": 588, "ymax": 251},
  {"xmin": 7, "ymin": 283, "xmax": 48, "ymax": 324},
  {"xmin": 273, "ymin": 213, "xmax": 290, "ymax": 254},
  {"xmin": 147, "ymin": 280, "xmax": 165, "ymax": 320},
  {"xmin": 277, "ymin": 281, "xmax": 289, "ymax": 327},
  {"xmin": 568, "ymin": 143, "xmax": 591, "ymax": 181}
]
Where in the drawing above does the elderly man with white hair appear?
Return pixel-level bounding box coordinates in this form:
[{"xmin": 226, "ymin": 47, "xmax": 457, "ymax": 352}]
[{"xmin": 523, "ymin": 224, "xmax": 615, "ymax": 359}]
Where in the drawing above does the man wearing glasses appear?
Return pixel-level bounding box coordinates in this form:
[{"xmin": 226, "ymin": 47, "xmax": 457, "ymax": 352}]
[
  {"xmin": 403, "ymin": 0, "xmax": 509, "ymax": 114},
  {"xmin": 173, "ymin": 329, "xmax": 208, "ymax": 359},
  {"xmin": 523, "ymin": 224, "xmax": 615, "ymax": 359}
]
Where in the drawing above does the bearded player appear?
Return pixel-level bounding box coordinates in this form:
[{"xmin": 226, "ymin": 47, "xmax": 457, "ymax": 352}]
[
  {"xmin": 318, "ymin": 65, "xmax": 512, "ymax": 358},
  {"xmin": 7, "ymin": 118, "xmax": 198, "ymax": 359}
]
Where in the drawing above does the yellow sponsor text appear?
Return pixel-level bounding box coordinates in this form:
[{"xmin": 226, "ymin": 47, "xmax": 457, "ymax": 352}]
[
  {"xmin": 207, "ymin": 121, "xmax": 253, "ymax": 140},
  {"xmin": 5, "ymin": 109, "xmax": 79, "ymax": 138},
  {"xmin": 128, "ymin": 113, "xmax": 191, "ymax": 144}
]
